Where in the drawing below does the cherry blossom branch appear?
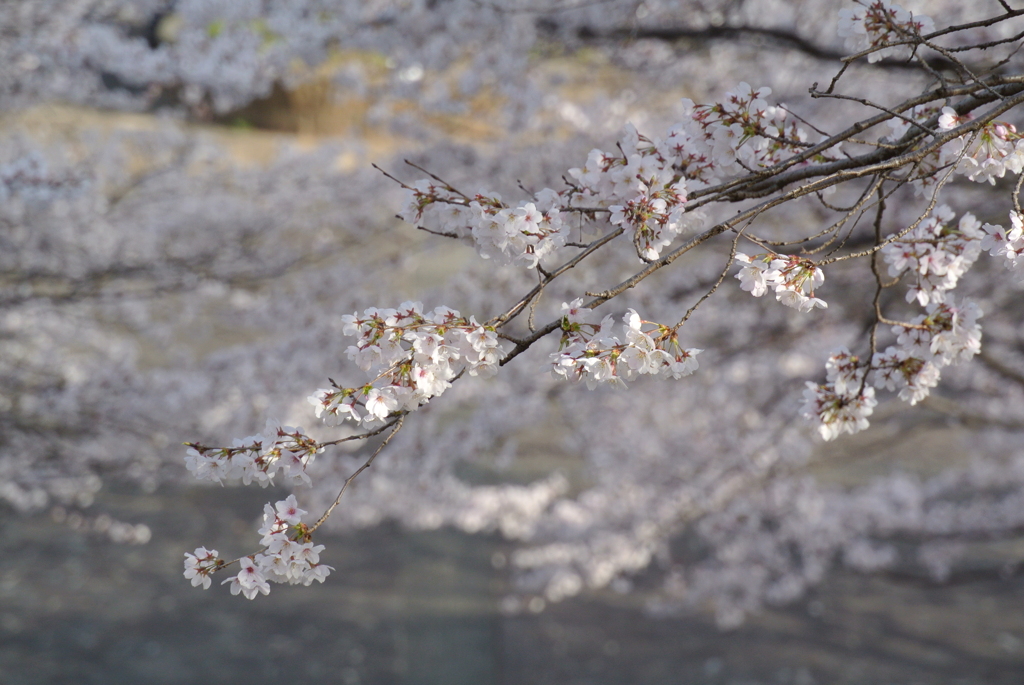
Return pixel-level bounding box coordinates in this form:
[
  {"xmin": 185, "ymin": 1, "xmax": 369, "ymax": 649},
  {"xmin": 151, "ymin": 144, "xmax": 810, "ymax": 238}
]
[
  {"xmin": 490, "ymin": 227, "xmax": 624, "ymax": 328},
  {"xmin": 180, "ymin": 4, "xmax": 1024, "ymax": 603},
  {"xmin": 319, "ymin": 418, "xmax": 404, "ymax": 447},
  {"xmin": 819, "ymin": 135, "xmax": 967, "ymax": 266},
  {"xmin": 734, "ymin": 86, "xmax": 1024, "ymax": 200},
  {"xmin": 684, "ymin": 77, "xmax": 1024, "ymax": 207}
]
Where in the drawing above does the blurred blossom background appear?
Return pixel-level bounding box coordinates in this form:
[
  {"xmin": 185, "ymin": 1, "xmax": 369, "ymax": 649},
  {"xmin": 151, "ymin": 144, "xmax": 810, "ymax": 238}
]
[{"xmin": 3, "ymin": 1, "xmax": 1024, "ymax": 683}]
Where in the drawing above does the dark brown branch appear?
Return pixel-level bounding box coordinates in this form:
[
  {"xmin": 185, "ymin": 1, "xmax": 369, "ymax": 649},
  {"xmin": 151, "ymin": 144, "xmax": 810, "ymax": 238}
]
[
  {"xmin": 685, "ymin": 77, "xmax": 1024, "ymax": 209},
  {"xmin": 489, "ymin": 227, "xmax": 624, "ymax": 329},
  {"xmin": 734, "ymin": 84, "xmax": 1024, "ymax": 202},
  {"xmin": 571, "ymin": 24, "xmax": 958, "ymax": 71}
]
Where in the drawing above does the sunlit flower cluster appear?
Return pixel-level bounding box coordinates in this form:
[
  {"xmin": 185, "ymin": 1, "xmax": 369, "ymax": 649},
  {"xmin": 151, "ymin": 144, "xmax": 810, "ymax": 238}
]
[
  {"xmin": 805, "ymin": 203, "xmax": 987, "ymax": 435},
  {"xmin": 805, "ymin": 250, "xmax": 983, "ymax": 437},
  {"xmin": 564, "ymin": 85, "xmax": 833, "ymax": 261},
  {"xmin": 183, "ymin": 546, "xmax": 221, "ymax": 590},
  {"xmin": 871, "ymin": 298, "xmax": 982, "ymax": 406},
  {"xmin": 869, "ymin": 346, "xmax": 940, "ymax": 405},
  {"xmin": 735, "ymin": 252, "xmax": 827, "ymax": 312},
  {"xmin": 576, "ymin": 86, "xmax": 801, "ymax": 200},
  {"xmin": 568, "ymin": 126, "xmax": 697, "ymax": 261},
  {"xmin": 185, "ymin": 419, "xmax": 322, "ymax": 487},
  {"xmin": 400, "ymin": 84, "xmax": 833, "ymax": 268},
  {"xmin": 892, "ymin": 298, "xmax": 983, "ymax": 367},
  {"xmin": 980, "ymin": 211, "xmax": 1024, "ymax": 274},
  {"xmin": 881, "ymin": 205, "xmax": 983, "ymax": 306},
  {"xmin": 937, "ymin": 107, "xmax": 1024, "ymax": 184},
  {"xmin": 688, "ymin": 83, "xmax": 826, "ymax": 175},
  {"xmin": 607, "ymin": 176, "xmax": 689, "ymax": 263},
  {"xmin": 801, "ymin": 348, "xmax": 877, "ymax": 441},
  {"xmin": 309, "ymin": 302, "xmax": 504, "ymax": 427},
  {"xmin": 838, "ymin": 0, "xmax": 934, "ymax": 62},
  {"xmin": 184, "ymin": 495, "xmax": 333, "ymax": 600},
  {"xmin": 397, "ymin": 181, "xmax": 569, "ymax": 268},
  {"xmin": 551, "ymin": 299, "xmax": 701, "ymax": 389}
]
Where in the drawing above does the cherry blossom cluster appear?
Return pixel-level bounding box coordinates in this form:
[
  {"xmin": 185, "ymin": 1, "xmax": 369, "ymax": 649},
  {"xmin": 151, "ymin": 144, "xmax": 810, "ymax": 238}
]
[
  {"xmin": 309, "ymin": 302, "xmax": 504, "ymax": 427},
  {"xmin": 803, "ymin": 205, "xmax": 988, "ymax": 438},
  {"xmin": 184, "ymin": 419, "xmax": 322, "ymax": 487},
  {"xmin": 869, "ymin": 346, "xmax": 940, "ymax": 405},
  {"xmin": 567, "ymin": 127, "xmax": 695, "ymax": 261},
  {"xmin": 883, "ymin": 105, "xmax": 1024, "ymax": 193},
  {"xmin": 871, "ymin": 298, "xmax": 983, "ymax": 406},
  {"xmin": 183, "ymin": 495, "xmax": 333, "ymax": 600},
  {"xmin": 801, "ymin": 348, "xmax": 877, "ymax": 441},
  {"xmin": 837, "ymin": 0, "xmax": 934, "ymax": 62},
  {"xmin": 804, "ymin": 205, "xmax": 986, "ymax": 437},
  {"xmin": 585, "ymin": 86, "xmax": 821, "ymax": 197},
  {"xmin": 881, "ymin": 205, "xmax": 983, "ymax": 306},
  {"xmin": 734, "ymin": 252, "xmax": 828, "ymax": 312},
  {"xmin": 551, "ymin": 299, "xmax": 701, "ymax": 389},
  {"xmin": 183, "ymin": 546, "xmax": 221, "ymax": 591},
  {"xmin": 397, "ymin": 181, "xmax": 570, "ymax": 268},
  {"xmin": 890, "ymin": 298, "xmax": 983, "ymax": 367},
  {"xmin": 687, "ymin": 84, "xmax": 825, "ymax": 176},
  {"xmin": 571, "ymin": 85, "xmax": 826, "ymax": 191},
  {"xmin": 399, "ymin": 83, "xmax": 834, "ymax": 267},
  {"xmin": 937, "ymin": 107, "xmax": 1024, "ymax": 185},
  {"xmin": 980, "ymin": 211, "xmax": 1024, "ymax": 275},
  {"xmin": 563, "ymin": 85, "xmax": 835, "ymax": 261},
  {"xmin": 870, "ymin": 206, "xmax": 985, "ymax": 410},
  {"xmin": 804, "ymin": 298, "xmax": 982, "ymax": 438},
  {"xmin": 607, "ymin": 175, "xmax": 689, "ymax": 263}
]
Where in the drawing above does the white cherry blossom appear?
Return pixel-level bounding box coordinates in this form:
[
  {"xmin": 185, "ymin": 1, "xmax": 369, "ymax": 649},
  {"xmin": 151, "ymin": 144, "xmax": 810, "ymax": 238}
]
[{"xmin": 838, "ymin": 1, "xmax": 934, "ymax": 63}]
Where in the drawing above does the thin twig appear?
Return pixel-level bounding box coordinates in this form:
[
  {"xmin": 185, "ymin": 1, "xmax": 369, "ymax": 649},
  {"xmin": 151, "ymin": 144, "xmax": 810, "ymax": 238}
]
[
  {"xmin": 673, "ymin": 230, "xmax": 743, "ymax": 329},
  {"xmin": 310, "ymin": 416, "xmax": 407, "ymax": 533},
  {"xmin": 403, "ymin": 160, "xmax": 471, "ymax": 200}
]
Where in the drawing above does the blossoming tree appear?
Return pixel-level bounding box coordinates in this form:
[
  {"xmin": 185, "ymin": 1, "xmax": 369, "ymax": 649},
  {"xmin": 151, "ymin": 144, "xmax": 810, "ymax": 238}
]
[{"xmin": 5, "ymin": 0, "xmax": 1024, "ymax": 626}]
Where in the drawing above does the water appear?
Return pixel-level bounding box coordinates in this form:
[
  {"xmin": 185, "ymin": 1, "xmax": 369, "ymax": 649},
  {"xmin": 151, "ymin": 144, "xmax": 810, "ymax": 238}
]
[{"xmin": 1, "ymin": 482, "xmax": 1023, "ymax": 684}]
